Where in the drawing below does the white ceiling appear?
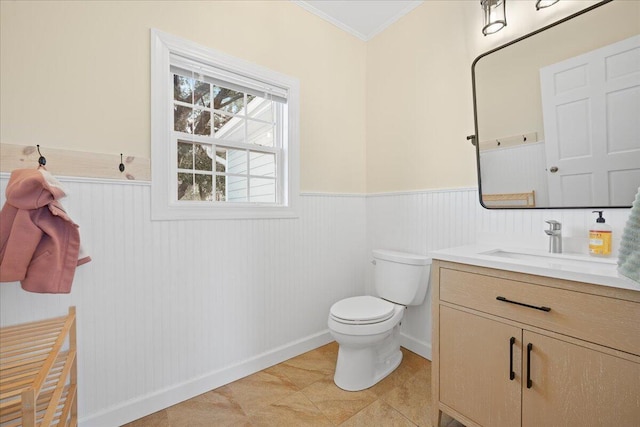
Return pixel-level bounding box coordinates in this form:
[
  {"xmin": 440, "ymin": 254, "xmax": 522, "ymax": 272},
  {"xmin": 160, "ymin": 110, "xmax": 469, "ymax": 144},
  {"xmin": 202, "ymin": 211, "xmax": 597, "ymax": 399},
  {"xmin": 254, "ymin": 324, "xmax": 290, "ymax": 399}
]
[{"xmin": 294, "ymin": 1, "xmax": 424, "ymax": 41}]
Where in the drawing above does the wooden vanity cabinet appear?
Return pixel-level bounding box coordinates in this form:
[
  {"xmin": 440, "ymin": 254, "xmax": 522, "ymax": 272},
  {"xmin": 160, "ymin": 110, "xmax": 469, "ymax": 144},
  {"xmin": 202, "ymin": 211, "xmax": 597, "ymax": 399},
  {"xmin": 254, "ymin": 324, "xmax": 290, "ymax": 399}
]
[
  {"xmin": 439, "ymin": 306, "xmax": 521, "ymax": 427},
  {"xmin": 431, "ymin": 260, "xmax": 640, "ymax": 427}
]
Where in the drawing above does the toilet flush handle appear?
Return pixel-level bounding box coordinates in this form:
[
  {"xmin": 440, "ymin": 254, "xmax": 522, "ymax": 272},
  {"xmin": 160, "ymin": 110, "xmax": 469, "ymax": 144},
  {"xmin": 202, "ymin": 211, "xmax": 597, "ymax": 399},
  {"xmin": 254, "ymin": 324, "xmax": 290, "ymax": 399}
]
[{"xmin": 371, "ymin": 260, "xmax": 376, "ymax": 265}]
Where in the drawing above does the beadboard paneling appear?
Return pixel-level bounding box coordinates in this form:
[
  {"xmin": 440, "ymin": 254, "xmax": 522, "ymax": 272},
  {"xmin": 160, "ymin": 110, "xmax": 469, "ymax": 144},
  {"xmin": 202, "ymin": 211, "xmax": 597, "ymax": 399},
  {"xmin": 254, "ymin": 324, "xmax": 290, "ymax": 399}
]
[
  {"xmin": 366, "ymin": 188, "xmax": 480, "ymax": 358},
  {"xmin": 366, "ymin": 188, "xmax": 632, "ymax": 359},
  {"xmin": 0, "ymin": 177, "xmax": 366, "ymax": 426},
  {"xmin": 1, "ymin": 176, "xmax": 632, "ymax": 425}
]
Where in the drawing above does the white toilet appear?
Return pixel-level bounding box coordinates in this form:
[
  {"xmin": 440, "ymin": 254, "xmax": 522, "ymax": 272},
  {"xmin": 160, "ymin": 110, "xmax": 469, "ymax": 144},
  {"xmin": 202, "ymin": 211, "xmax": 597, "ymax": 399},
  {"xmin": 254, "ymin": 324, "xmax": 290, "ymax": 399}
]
[{"xmin": 328, "ymin": 249, "xmax": 432, "ymax": 391}]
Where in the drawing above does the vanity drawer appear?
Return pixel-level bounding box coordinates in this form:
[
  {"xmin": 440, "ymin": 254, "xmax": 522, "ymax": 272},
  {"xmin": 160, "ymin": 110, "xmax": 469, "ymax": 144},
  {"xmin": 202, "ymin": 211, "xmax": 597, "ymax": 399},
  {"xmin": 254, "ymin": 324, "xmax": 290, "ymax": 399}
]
[{"xmin": 439, "ymin": 268, "xmax": 640, "ymax": 356}]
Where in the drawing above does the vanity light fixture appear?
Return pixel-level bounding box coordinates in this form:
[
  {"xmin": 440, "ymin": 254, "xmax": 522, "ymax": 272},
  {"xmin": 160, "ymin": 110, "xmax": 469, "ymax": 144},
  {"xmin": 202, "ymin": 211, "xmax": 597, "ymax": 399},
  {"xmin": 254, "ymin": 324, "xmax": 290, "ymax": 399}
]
[
  {"xmin": 536, "ymin": 0, "xmax": 559, "ymax": 10},
  {"xmin": 481, "ymin": 0, "xmax": 507, "ymax": 36}
]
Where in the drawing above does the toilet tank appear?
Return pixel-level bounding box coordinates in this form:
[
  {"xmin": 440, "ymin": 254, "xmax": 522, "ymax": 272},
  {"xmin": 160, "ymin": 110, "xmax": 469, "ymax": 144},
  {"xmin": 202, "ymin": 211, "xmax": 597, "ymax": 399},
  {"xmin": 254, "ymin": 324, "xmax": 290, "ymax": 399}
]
[{"xmin": 372, "ymin": 249, "xmax": 432, "ymax": 306}]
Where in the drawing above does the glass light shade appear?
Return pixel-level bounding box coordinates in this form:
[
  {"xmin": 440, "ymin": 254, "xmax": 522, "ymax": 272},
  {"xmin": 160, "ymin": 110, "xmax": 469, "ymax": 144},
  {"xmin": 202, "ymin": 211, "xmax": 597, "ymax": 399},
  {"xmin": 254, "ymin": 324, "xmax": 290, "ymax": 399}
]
[
  {"xmin": 481, "ymin": 0, "xmax": 507, "ymax": 36},
  {"xmin": 536, "ymin": 0, "xmax": 559, "ymax": 10}
]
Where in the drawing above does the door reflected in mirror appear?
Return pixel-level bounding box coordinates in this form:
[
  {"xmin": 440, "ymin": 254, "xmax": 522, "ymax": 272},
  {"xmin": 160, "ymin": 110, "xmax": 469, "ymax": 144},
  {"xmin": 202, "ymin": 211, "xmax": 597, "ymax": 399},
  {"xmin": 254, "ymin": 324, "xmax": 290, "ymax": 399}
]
[{"xmin": 473, "ymin": 0, "xmax": 640, "ymax": 209}]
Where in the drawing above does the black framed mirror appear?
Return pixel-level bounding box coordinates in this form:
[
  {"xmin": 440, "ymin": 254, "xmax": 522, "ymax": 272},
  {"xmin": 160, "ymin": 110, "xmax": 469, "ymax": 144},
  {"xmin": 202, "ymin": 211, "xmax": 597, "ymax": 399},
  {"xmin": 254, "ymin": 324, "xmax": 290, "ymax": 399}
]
[{"xmin": 473, "ymin": 0, "xmax": 639, "ymax": 209}]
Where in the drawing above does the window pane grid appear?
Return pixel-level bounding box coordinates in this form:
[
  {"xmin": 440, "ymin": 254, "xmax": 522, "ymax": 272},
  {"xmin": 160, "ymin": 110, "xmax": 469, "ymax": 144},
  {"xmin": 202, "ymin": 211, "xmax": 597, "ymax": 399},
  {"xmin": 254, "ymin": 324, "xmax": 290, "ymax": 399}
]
[
  {"xmin": 175, "ymin": 139, "xmax": 278, "ymax": 204},
  {"xmin": 173, "ymin": 100, "xmax": 203, "ymax": 109},
  {"xmin": 176, "ymin": 136, "xmax": 278, "ymax": 155},
  {"xmin": 175, "ymin": 76, "xmax": 275, "ymax": 113},
  {"xmin": 174, "ymin": 73, "xmax": 275, "ymax": 124},
  {"xmin": 177, "ymin": 169, "xmax": 215, "ymax": 175},
  {"xmin": 204, "ymin": 110, "xmax": 274, "ymax": 124},
  {"xmin": 175, "ymin": 176, "xmax": 277, "ymax": 204},
  {"xmin": 172, "ymin": 70, "xmax": 282, "ymax": 205},
  {"xmin": 176, "ymin": 170, "xmax": 278, "ymax": 179},
  {"xmin": 177, "ymin": 172, "xmax": 214, "ymax": 201}
]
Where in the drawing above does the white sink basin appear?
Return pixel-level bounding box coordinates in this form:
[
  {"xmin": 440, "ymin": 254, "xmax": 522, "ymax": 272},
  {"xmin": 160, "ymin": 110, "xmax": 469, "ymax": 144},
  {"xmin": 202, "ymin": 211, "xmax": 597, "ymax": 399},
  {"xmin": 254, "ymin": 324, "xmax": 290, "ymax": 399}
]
[
  {"xmin": 430, "ymin": 245, "xmax": 638, "ymax": 292},
  {"xmin": 481, "ymin": 249, "xmax": 617, "ymax": 269}
]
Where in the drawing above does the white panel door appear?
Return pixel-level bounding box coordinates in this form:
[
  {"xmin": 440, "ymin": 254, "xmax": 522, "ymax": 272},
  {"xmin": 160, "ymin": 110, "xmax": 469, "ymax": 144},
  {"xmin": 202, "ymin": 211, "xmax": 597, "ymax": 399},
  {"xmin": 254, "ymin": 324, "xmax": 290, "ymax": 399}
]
[{"xmin": 540, "ymin": 35, "xmax": 640, "ymax": 206}]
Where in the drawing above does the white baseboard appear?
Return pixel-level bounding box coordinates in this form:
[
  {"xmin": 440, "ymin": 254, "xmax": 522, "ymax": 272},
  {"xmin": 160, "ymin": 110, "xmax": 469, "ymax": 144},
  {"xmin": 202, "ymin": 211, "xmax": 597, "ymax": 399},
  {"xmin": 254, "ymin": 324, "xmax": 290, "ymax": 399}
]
[
  {"xmin": 400, "ymin": 333, "xmax": 432, "ymax": 361},
  {"xmin": 80, "ymin": 331, "xmax": 333, "ymax": 427}
]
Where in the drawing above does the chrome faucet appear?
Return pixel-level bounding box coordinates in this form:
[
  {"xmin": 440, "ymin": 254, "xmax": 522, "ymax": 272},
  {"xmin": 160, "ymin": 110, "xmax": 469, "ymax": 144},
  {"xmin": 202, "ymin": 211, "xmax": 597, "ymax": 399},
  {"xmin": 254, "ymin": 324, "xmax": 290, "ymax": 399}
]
[{"xmin": 544, "ymin": 220, "xmax": 562, "ymax": 254}]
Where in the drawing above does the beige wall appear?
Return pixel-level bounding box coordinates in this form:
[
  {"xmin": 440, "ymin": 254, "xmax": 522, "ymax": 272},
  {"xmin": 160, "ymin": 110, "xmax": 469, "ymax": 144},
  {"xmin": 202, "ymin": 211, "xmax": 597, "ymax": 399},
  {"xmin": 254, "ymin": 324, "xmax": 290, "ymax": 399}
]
[
  {"xmin": 365, "ymin": 1, "xmax": 476, "ymax": 193},
  {"xmin": 0, "ymin": 1, "xmax": 367, "ymax": 193},
  {"xmin": 1, "ymin": 0, "xmax": 625, "ymax": 194},
  {"xmin": 364, "ymin": 0, "xmax": 616, "ymax": 193}
]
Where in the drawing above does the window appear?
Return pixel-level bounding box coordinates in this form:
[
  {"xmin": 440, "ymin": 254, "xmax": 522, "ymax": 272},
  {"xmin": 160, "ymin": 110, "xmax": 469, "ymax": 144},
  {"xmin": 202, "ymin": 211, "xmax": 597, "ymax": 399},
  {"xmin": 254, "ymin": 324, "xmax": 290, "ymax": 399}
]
[{"xmin": 151, "ymin": 29, "xmax": 299, "ymax": 220}]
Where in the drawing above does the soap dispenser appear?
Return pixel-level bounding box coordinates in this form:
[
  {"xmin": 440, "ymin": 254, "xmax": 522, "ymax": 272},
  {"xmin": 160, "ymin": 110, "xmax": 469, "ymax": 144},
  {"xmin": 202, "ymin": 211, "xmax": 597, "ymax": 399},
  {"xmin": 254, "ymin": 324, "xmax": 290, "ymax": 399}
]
[{"xmin": 589, "ymin": 211, "xmax": 612, "ymax": 257}]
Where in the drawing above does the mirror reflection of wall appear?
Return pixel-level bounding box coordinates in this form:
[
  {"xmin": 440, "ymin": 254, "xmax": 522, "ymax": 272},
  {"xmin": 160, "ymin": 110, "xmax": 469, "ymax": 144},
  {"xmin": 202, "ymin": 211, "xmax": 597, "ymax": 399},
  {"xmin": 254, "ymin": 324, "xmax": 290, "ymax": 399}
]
[{"xmin": 475, "ymin": 0, "xmax": 640, "ymax": 209}]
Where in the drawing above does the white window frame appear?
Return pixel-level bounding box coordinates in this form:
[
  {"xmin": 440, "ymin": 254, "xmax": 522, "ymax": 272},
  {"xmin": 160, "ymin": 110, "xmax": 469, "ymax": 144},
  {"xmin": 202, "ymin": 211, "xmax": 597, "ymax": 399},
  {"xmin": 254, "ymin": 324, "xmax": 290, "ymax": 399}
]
[{"xmin": 151, "ymin": 29, "xmax": 299, "ymax": 220}]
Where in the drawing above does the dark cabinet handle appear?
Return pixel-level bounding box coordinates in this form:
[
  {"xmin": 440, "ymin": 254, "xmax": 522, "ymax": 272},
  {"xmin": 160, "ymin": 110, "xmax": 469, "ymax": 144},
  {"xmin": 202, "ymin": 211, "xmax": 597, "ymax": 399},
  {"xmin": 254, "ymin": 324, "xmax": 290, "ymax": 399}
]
[
  {"xmin": 509, "ymin": 337, "xmax": 516, "ymax": 381},
  {"xmin": 497, "ymin": 296, "xmax": 551, "ymax": 312},
  {"xmin": 526, "ymin": 343, "xmax": 533, "ymax": 389}
]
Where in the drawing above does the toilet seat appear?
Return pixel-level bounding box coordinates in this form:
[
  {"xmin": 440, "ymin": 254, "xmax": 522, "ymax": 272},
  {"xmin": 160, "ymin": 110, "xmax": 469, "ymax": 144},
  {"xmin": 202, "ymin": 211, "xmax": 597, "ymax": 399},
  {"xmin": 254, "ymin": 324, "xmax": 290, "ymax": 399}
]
[{"xmin": 330, "ymin": 296, "xmax": 395, "ymax": 325}]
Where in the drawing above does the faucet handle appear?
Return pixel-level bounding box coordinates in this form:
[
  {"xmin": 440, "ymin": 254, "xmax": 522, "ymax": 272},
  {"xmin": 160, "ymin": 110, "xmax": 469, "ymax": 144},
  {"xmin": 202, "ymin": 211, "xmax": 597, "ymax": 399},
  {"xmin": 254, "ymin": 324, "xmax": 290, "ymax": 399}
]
[{"xmin": 545, "ymin": 220, "xmax": 562, "ymax": 230}]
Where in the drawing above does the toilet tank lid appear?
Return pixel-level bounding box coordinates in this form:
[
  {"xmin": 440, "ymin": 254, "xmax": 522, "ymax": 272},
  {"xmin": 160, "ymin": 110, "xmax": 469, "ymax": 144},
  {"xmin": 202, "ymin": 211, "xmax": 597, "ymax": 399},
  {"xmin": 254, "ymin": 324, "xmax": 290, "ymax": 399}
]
[{"xmin": 372, "ymin": 249, "xmax": 431, "ymax": 266}]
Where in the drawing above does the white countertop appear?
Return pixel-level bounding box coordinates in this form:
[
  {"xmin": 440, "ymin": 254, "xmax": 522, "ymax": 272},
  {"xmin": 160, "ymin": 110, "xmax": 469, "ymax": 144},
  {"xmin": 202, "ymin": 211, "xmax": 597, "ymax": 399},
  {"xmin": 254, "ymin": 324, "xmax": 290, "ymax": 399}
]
[{"xmin": 430, "ymin": 244, "xmax": 640, "ymax": 293}]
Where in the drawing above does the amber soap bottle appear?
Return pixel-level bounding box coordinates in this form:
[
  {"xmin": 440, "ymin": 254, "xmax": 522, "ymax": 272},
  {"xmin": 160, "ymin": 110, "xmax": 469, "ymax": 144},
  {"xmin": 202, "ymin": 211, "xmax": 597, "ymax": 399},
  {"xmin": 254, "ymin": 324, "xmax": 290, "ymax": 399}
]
[{"xmin": 589, "ymin": 211, "xmax": 612, "ymax": 257}]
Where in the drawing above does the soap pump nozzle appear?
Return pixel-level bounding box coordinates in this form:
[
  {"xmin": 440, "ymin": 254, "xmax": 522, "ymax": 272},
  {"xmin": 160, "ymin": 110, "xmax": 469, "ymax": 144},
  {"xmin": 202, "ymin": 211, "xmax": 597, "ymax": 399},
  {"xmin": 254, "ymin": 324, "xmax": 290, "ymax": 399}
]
[{"xmin": 592, "ymin": 210, "xmax": 605, "ymax": 223}]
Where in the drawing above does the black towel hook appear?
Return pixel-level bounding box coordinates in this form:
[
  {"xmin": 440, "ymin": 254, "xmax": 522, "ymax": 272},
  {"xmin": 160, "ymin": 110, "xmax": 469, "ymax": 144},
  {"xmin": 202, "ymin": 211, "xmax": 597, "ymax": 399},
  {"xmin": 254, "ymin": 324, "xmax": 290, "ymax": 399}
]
[
  {"xmin": 119, "ymin": 154, "xmax": 125, "ymax": 172},
  {"xmin": 36, "ymin": 145, "xmax": 47, "ymax": 166}
]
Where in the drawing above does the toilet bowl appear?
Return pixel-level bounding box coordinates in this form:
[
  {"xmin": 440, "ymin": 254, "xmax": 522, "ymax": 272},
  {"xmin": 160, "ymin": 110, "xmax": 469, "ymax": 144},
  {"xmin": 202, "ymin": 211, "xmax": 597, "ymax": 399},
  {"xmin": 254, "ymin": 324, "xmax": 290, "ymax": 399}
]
[
  {"xmin": 328, "ymin": 296, "xmax": 405, "ymax": 391},
  {"xmin": 328, "ymin": 250, "xmax": 431, "ymax": 391}
]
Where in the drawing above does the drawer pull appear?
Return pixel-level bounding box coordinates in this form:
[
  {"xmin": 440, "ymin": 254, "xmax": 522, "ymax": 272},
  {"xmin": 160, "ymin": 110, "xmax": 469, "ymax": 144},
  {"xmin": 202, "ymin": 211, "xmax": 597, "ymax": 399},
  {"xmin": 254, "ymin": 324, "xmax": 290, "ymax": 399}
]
[
  {"xmin": 509, "ymin": 337, "xmax": 516, "ymax": 380},
  {"xmin": 526, "ymin": 343, "xmax": 533, "ymax": 389},
  {"xmin": 496, "ymin": 296, "xmax": 551, "ymax": 312}
]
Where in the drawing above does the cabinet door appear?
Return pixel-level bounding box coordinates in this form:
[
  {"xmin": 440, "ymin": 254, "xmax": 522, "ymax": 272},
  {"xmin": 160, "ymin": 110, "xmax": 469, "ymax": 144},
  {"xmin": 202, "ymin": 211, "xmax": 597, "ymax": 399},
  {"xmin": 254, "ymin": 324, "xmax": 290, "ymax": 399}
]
[
  {"xmin": 439, "ymin": 306, "xmax": 522, "ymax": 427},
  {"xmin": 523, "ymin": 330, "xmax": 640, "ymax": 427}
]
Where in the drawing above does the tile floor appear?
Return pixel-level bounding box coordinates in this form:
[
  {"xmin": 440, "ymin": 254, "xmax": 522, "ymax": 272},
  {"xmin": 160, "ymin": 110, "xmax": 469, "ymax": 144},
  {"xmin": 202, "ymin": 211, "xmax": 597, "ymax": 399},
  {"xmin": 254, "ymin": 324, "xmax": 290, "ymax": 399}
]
[{"xmin": 124, "ymin": 342, "xmax": 464, "ymax": 427}]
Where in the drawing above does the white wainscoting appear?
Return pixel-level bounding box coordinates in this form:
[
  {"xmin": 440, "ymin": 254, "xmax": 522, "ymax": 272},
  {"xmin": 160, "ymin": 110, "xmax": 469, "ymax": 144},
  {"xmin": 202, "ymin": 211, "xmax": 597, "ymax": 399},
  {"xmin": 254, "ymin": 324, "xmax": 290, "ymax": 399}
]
[
  {"xmin": 366, "ymin": 188, "xmax": 633, "ymax": 359},
  {"xmin": 1, "ymin": 176, "xmax": 632, "ymax": 426},
  {"xmin": 366, "ymin": 188, "xmax": 480, "ymax": 359},
  {"xmin": 0, "ymin": 177, "xmax": 367, "ymax": 427}
]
